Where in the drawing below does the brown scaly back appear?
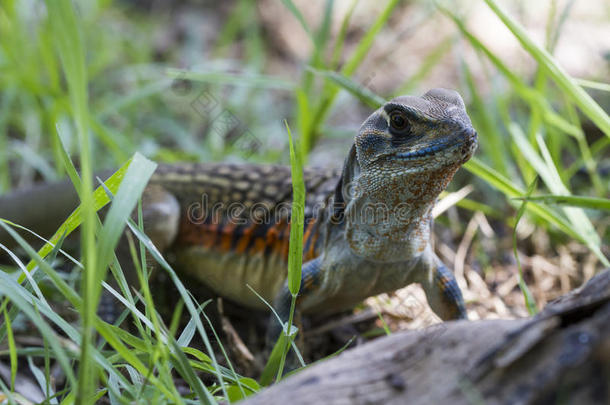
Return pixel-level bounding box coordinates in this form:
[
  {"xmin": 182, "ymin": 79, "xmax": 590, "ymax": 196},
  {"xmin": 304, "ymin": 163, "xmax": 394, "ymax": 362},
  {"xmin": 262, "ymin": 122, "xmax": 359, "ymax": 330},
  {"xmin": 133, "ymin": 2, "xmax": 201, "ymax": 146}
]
[
  {"xmin": 149, "ymin": 163, "xmax": 340, "ymax": 264},
  {"xmin": 150, "ymin": 162, "xmax": 341, "ymax": 222}
]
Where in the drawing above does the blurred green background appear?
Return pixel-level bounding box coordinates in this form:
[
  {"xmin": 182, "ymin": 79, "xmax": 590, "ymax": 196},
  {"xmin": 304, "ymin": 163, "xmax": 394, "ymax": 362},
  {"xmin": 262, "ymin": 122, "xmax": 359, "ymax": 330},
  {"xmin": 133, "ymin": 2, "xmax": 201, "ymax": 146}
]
[
  {"xmin": 1, "ymin": 0, "xmax": 609, "ymax": 315},
  {"xmin": 0, "ymin": 0, "xmax": 609, "ymax": 401},
  {"xmin": 2, "ymin": 0, "xmax": 608, "ymax": 270}
]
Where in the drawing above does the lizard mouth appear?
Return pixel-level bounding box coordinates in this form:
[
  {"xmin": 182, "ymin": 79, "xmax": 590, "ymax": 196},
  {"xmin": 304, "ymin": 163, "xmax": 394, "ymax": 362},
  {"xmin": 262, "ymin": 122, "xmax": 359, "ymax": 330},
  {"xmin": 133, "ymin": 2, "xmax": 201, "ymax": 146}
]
[{"xmin": 392, "ymin": 130, "xmax": 478, "ymax": 164}]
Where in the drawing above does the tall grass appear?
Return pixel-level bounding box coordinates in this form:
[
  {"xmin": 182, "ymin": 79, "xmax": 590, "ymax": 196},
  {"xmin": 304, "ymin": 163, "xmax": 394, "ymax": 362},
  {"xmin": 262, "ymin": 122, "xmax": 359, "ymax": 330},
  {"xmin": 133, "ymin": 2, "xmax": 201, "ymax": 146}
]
[
  {"xmin": 276, "ymin": 122, "xmax": 305, "ymax": 381},
  {"xmin": 440, "ymin": 1, "xmax": 609, "ymax": 268},
  {"xmin": 0, "ymin": 0, "xmax": 608, "ymax": 403}
]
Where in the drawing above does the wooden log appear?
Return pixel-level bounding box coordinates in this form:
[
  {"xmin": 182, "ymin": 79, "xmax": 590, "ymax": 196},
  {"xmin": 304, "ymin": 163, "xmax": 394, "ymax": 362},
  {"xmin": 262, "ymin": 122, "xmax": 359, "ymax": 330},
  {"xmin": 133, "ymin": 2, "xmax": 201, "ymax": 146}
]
[{"xmin": 242, "ymin": 269, "xmax": 610, "ymax": 405}]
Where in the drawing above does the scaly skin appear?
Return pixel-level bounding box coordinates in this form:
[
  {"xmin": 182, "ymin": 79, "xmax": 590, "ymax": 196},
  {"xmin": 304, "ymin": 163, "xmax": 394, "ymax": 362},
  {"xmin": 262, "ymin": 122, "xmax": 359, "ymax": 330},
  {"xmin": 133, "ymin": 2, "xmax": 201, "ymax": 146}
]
[
  {"xmin": 145, "ymin": 163, "xmax": 340, "ymax": 308},
  {"xmin": 0, "ymin": 89, "xmax": 477, "ymax": 334},
  {"xmin": 269, "ymin": 88, "xmax": 477, "ymax": 331}
]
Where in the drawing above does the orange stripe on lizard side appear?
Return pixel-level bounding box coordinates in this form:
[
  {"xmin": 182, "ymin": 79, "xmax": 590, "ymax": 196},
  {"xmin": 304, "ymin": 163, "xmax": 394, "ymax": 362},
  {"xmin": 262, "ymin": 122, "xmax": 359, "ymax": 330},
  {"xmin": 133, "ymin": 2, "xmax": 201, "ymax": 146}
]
[
  {"xmin": 265, "ymin": 221, "xmax": 282, "ymax": 247},
  {"xmin": 303, "ymin": 218, "xmax": 319, "ymax": 261},
  {"xmin": 235, "ymin": 223, "xmax": 256, "ymax": 254},
  {"xmin": 219, "ymin": 221, "xmax": 237, "ymax": 252},
  {"xmin": 176, "ymin": 209, "xmax": 223, "ymax": 248},
  {"xmin": 203, "ymin": 216, "xmax": 220, "ymax": 248},
  {"xmin": 251, "ymin": 237, "xmax": 267, "ymax": 255},
  {"xmin": 302, "ymin": 219, "xmax": 314, "ymax": 246},
  {"xmin": 307, "ymin": 226, "xmax": 319, "ymax": 260},
  {"xmin": 266, "ymin": 220, "xmax": 292, "ymax": 259},
  {"xmin": 177, "ymin": 220, "xmax": 204, "ymax": 246},
  {"xmin": 178, "ymin": 210, "xmax": 316, "ymax": 262}
]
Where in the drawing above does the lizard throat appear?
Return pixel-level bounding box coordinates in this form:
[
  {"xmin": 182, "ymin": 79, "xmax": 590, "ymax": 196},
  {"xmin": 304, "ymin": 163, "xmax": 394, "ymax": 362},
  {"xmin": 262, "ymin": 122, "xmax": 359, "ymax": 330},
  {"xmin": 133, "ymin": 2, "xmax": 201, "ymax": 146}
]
[{"xmin": 341, "ymin": 166, "xmax": 458, "ymax": 262}]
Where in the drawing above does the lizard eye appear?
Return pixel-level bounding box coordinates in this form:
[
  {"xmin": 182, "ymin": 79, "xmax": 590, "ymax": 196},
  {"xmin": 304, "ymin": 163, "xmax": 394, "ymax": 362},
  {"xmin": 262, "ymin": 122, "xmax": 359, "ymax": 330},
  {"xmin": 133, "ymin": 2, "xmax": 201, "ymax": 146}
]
[{"xmin": 389, "ymin": 111, "xmax": 410, "ymax": 135}]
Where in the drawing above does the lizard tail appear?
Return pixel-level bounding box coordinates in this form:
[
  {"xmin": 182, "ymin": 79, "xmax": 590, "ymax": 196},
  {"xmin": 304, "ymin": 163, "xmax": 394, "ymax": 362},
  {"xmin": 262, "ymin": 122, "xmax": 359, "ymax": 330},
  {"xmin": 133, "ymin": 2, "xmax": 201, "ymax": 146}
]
[{"xmin": 0, "ymin": 179, "xmax": 81, "ymax": 251}]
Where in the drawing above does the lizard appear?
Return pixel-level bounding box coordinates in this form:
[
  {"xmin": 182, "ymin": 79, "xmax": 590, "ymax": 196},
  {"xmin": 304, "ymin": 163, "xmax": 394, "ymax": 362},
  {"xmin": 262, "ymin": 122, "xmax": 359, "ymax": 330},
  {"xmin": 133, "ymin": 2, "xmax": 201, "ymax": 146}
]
[{"xmin": 0, "ymin": 88, "xmax": 477, "ymax": 338}]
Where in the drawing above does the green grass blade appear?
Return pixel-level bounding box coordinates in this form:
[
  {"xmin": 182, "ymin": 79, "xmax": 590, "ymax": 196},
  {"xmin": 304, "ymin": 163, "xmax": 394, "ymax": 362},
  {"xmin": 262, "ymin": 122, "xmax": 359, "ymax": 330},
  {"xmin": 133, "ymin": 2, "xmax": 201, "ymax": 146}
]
[
  {"xmin": 442, "ymin": 7, "xmax": 582, "ymax": 139},
  {"xmin": 483, "ymin": 0, "xmax": 610, "ymax": 138},
  {"xmin": 97, "ymin": 79, "xmax": 173, "ymax": 118},
  {"xmin": 341, "ymin": 0, "xmax": 400, "ymax": 76},
  {"xmin": 545, "ymin": 0, "xmax": 576, "ymax": 53},
  {"xmin": 461, "ymin": 61, "xmax": 508, "ymax": 176},
  {"xmin": 296, "ymin": 88, "xmax": 312, "ymax": 158},
  {"xmin": 176, "ymin": 302, "xmax": 209, "ymax": 347},
  {"xmin": 167, "ymin": 338, "xmax": 215, "ymax": 405},
  {"xmin": 200, "ymin": 311, "xmax": 248, "ymax": 398},
  {"xmin": 281, "ymin": 0, "xmax": 314, "ymax": 43},
  {"xmin": 330, "ymin": 0, "xmax": 358, "ymax": 69},
  {"xmin": 314, "ymin": 0, "xmax": 334, "ymax": 54},
  {"xmin": 93, "ymin": 320, "xmax": 177, "ymax": 400},
  {"xmin": 509, "ymin": 124, "xmax": 606, "ymax": 264},
  {"xmin": 45, "ymin": 0, "xmax": 96, "ymax": 399},
  {"xmin": 54, "ymin": 126, "xmax": 83, "ymax": 197},
  {"xmin": 513, "ymin": 178, "xmax": 539, "ymax": 315},
  {"xmin": 14, "ymin": 160, "xmax": 134, "ymax": 278},
  {"xmin": 166, "ymin": 68, "xmax": 295, "ymax": 90},
  {"xmin": 305, "ymin": 0, "xmax": 401, "ymax": 149},
  {"xmin": 393, "ymin": 36, "xmax": 454, "ymax": 96},
  {"xmin": 514, "ymin": 195, "xmax": 610, "ymax": 211},
  {"xmin": 226, "ymin": 377, "xmax": 260, "ymax": 402},
  {"xmin": 0, "ymin": 271, "xmax": 77, "ymax": 388},
  {"xmin": 26, "ymin": 356, "xmax": 56, "ymax": 404},
  {"xmin": 0, "ymin": 227, "xmax": 149, "ymax": 400},
  {"xmin": 3, "ymin": 306, "xmax": 16, "ymax": 391},
  {"xmin": 0, "ymin": 222, "xmax": 81, "ymax": 315},
  {"xmin": 95, "ymin": 153, "xmax": 156, "ymax": 300},
  {"xmin": 0, "ymin": 88, "xmax": 15, "ymax": 192},
  {"xmin": 286, "ymin": 121, "xmax": 305, "ymax": 298},
  {"xmin": 575, "ymin": 78, "xmax": 610, "ymax": 92},
  {"xmin": 274, "ymin": 121, "xmax": 307, "ymax": 382},
  {"xmin": 124, "ymin": 219, "xmax": 221, "ymax": 403},
  {"xmin": 308, "ymin": 68, "xmax": 385, "ymax": 108},
  {"xmin": 564, "ymin": 101, "xmax": 605, "ymax": 197},
  {"xmin": 260, "ymin": 331, "xmax": 296, "ymax": 386},
  {"xmin": 463, "ymin": 159, "xmax": 593, "ymax": 246},
  {"xmin": 508, "ymin": 123, "xmax": 555, "ymax": 187},
  {"xmin": 281, "ymin": 336, "xmax": 355, "ymax": 381}
]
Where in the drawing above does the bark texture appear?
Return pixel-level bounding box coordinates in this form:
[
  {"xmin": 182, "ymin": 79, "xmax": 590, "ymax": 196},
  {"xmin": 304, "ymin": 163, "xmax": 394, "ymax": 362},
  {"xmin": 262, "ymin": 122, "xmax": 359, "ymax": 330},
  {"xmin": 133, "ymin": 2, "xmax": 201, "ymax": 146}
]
[{"xmin": 243, "ymin": 269, "xmax": 610, "ymax": 405}]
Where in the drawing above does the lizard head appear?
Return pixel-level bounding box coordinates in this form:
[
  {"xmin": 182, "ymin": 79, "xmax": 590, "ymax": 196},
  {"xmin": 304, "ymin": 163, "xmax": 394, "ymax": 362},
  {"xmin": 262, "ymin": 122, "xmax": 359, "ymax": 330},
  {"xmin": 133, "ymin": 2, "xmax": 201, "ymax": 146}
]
[
  {"xmin": 337, "ymin": 88, "xmax": 477, "ymax": 203},
  {"xmin": 356, "ymin": 88, "xmax": 477, "ymax": 178},
  {"xmin": 334, "ymin": 89, "xmax": 478, "ymax": 262}
]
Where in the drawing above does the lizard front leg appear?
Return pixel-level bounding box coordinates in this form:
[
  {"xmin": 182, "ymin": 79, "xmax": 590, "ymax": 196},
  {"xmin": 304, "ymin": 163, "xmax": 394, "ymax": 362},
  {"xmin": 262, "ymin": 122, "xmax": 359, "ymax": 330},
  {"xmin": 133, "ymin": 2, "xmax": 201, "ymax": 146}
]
[
  {"xmin": 417, "ymin": 255, "xmax": 467, "ymax": 321},
  {"xmin": 267, "ymin": 257, "xmax": 323, "ymax": 351}
]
